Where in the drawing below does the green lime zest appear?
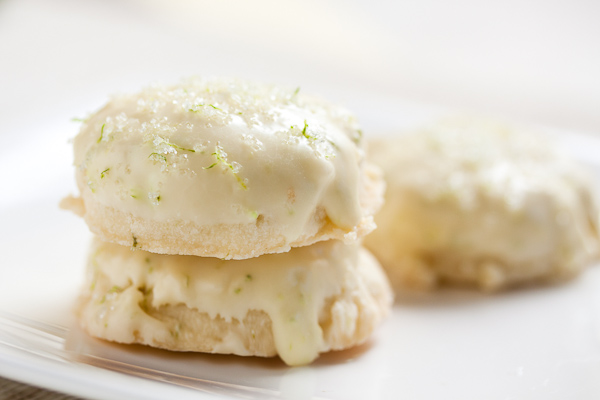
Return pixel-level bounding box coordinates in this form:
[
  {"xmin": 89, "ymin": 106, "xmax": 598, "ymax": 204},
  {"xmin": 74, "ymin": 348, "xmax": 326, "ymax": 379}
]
[
  {"xmin": 130, "ymin": 188, "xmax": 140, "ymax": 199},
  {"xmin": 148, "ymin": 153, "xmax": 168, "ymax": 163},
  {"xmin": 189, "ymin": 103, "xmax": 222, "ymax": 112},
  {"xmin": 166, "ymin": 142, "xmax": 195, "ymax": 152},
  {"xmin": 100, "ymin": 168, "xmax": 110, "ymax": 179},
  {"xmin": 152, "ymin": 136, "xmax": 195, "ymax": 153},
  {"xmin": 300, "ymin": 120, "xmax": 315, "ymax": 140},
  {"xmin": 171, "ymin": 323, "xmax": 181, "ymax": 339},
  {"xmin": 108, "ymin": 285, "xmax": 121, "ymax": 294},
  {"xmin": 97, "ymin": 123, "xmax": 106, "ymax": 143},
  {"xmin": 353, "ymin": 129, "xmax": 363, "ymax": 144},
  {"xmin": 87, "ymin": 179, "xmax": 96, "ymax": 193},
  {"xmin": 302, "ymin": 120, "xmax": 309, "ymax": 138},
  {"xmin": 204, "ymin": 145, "xmax": 247, "ymax": 190}
]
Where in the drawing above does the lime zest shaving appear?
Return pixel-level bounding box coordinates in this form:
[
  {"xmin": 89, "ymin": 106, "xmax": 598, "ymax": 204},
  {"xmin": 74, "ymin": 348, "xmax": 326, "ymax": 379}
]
[
  {"xmin": 108, "ymin": 285, "xmax": 121, "ymax": 294},
  {"xmin": 87, "ymin": 179, "xmax": 96, "ymax": 193},
  {"xmin": 204, "ymin": 144, "xmax": 248, "ymax": 190},
  {"xmin": 130, "ymin": 188, "xmax": 141, "ymax": 199},
  {"xmin": 97, "ymin": 123, "xmax": 106, "ymax": 143},
  {"xmin": 189, "ymin": 103, "xmax": 222, "ymax": 112},
  {"xmin": 166, "ymin": 142, "xmax": 195, "ymax": 153},
  {"xmin": 148, "ymin": 153, "xmax": 168, "ymax": 163},
  {"xmin": 301, "ymin": 120, "xmax": 314, "ymax": 140},
  {"xmin": 100, "ymin": 168, "xmax": 110, "ymax": 179},
  {"xmin": 171, "ymin": 323, "xmax": 181, "ymax": 339},
  {"xmin": 290, "ymin": 120, "xmax": 315, "ymax": 140},
  {"xmin": 152, "ymin": 136, "xmax": 195, "ymax": 153},
  {"xmin": 326, "ymin": 138, "xmax": 339, "ymax": 150},
  {"xmin": 353, "ymin": 129, "xmax": 363, "ymax": 144}
]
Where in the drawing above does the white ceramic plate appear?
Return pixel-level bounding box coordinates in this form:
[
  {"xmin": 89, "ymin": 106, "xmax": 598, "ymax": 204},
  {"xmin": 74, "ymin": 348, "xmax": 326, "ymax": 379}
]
[{"xmin": 1, "ymin": 124, "xmax": 600, "ymax": 400}]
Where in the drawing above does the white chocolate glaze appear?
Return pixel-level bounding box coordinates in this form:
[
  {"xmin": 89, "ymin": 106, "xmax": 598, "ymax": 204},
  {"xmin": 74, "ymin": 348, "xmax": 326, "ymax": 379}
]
[{"xmin": 73, "ymin": 78, "xmax": 366, "ymax": 248}]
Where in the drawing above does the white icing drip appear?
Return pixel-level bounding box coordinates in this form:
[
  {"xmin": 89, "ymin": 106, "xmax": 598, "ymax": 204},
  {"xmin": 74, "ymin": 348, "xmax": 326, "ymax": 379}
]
[{"xmin": 83, "ymin": 239, "xmax": 381, "ymax": 366}]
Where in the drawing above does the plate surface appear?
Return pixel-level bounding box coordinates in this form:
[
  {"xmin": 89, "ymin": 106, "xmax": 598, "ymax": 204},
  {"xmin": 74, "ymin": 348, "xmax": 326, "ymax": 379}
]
[{"xmin": 1, "ymin": 126, "xmax": 600, "ymax": 400}]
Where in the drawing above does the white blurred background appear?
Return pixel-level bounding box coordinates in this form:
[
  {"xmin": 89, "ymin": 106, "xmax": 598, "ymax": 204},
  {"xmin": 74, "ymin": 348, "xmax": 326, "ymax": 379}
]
[
  {"xmin": 1, "ymin": 0, "xmax": 599, "ymax": 208},
  {"xmin": 1, "ymin": 0, "xmax": 599, "ymax": 133}
]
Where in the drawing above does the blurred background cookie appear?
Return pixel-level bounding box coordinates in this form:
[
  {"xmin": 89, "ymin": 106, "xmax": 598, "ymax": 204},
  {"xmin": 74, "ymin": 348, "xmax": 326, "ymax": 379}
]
[{"xmin": 364, "ymin": 118, "xmax": 600, "ymax": 291}]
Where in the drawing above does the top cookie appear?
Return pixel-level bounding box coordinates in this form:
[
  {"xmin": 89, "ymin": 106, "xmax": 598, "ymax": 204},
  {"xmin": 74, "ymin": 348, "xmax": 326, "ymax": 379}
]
[{"xmin": 66, "ymin": 78, "xmax": 383, "ymax": 259}]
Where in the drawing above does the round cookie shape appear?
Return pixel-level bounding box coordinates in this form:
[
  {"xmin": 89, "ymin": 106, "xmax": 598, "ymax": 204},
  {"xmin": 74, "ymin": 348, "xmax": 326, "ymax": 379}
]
[
  {"xmin": 69, "ymin": 78, "xmax": 382, "ymax": 259},
  {"xmin": 364, "ymin": 118, "xmax": 600, "ymax": 291},
  {"xmin": 78, "ymin": 238, "xmax": 393, "ymax": 366}
]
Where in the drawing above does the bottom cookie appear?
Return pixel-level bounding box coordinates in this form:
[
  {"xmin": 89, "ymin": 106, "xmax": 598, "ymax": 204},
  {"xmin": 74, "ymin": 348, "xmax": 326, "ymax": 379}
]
[{"xmin": 77, "ymin": 238, "xmax": 393, "ymax": 366}]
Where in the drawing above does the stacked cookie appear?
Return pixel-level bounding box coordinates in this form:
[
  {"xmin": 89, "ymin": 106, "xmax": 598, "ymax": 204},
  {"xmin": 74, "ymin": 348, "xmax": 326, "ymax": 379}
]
[{"xmin": 63, "ymin": 78, "xmax": 392, "ymax": 365}]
